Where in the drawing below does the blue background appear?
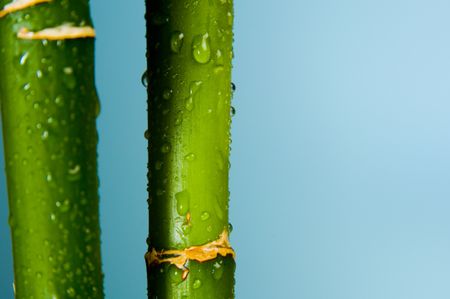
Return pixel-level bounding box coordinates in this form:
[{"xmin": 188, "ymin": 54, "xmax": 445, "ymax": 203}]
[{"xmin": 2, "ymin": 0, "xmax": 450, "ymax": 298}]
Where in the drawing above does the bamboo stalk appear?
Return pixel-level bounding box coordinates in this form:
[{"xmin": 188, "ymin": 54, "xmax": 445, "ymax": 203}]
[
  {"xmin": 145, "ymin": 0, "xmax": 235, "ymax": 298},
  {"xmin": 0, "ymin": 0, "xmax": 103, "ymax": 297}
]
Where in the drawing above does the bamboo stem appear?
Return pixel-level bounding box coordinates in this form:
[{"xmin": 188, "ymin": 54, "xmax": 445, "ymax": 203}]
[
  {"xmin": 145, "ymin": 0, "xmax": 235, "ymax": 298},
  {"xmin": 0, "ymin": 0, "xmax": 103, "ymax": 297}
]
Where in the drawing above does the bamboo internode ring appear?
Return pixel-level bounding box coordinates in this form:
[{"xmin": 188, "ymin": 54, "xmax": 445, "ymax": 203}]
[
  {"xmin": 17, "ymin": 25, "xmax": 96, "ymax": 40},
  {"xmin": 145, "ymin": 230, "xmax": 235, "ymax": 279},
  {"xmin": 0, "ymin": 0, "xmax": 50, "ymax": 18}
]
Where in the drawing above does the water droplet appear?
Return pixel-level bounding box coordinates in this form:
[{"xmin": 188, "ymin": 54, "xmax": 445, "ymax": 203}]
[
  {"xmin": 19, "ymin": 52, "xmax": 29, "ymax": 65},
  {"xmin": 206, "ymin": 225, "xmax": 213, "ymax": 232},
  {"xmin": 231, "ymin": 106, "xmax": 236, "ymax": 116},
  {"xmin": 67, "ymin": 165, "xmax": 81, "ymax": 181},
  {"xmin": 215, "ymin": 49, "xmax": 224, "ymax": 66},
  {"xmin": 201, "ymin": 212, "xmax": 210, "ymax": 221},
  {"xmin": 169, "ymin": 266, "xmax": 183, "ymax": 283},
  {"xmin": 55, "ymin": 95, "xmax": 63, "ymax": 106},
  {"xmin": 46, "ymin": 172, "xmax": 53, "ymax": 182},
  {"xmin": 212, "ymin": 261, "xmax": 224, "ymax": 280},
  {"xmin": 190, "ymin": 81, "xmax": 202, "ymax": 94},
  {"xmin": 175, "ymin": 190, "xmax": 190, "ymax": 216},
  {"xmin": 63, "ymin": 67, "xmax": 73, "ymax": 75},
  {"xmin": 66, "ymin": 287, "xmax": 76, "ymax": 297},
  {"xmin": 184, "ymin": 81, "xmax": 203, "ymax": 111},
  {"xmin": 228, "ymin": 222, "xmax": 233, "ymax": 233},
  {"xmin": 170, "ymin": 31, "xmax": 184, "ymax": 53},
  {"xmin": 184, "ymin": 153, "xmax": 196, "ymax": 161},
  {"xmin": 216, "ymin": 151, "xmax": 225, "ymax": 171},
  {"xmin": 161, "ymin": 143, "xmax": 171, "ymax": 153},
  {"xmin": 162, "ymin": 88, "xmax": 173, "ymax": 100},
  {"xmin": 56, "ymin": 199, "xmax": 70, "ymax": 213},
  {"xmin": 185, "ymin": 97, "xmax": 194, "ymax": 111},
  {"xmin": 192, "ymin": 33, "xmax": 211, "ymax": 64},
  {"xmin": 36, "ymin": 271, "xmax": 43, "ymax": 279},
  {"xmin": 193, "ymin": 279, "xmax": 202, "ymax": 289},
  {"xmin": 141, "ymin": 70, "xmax": 148, "ymax": 87},
  {"xmin": 231, "ymin": 82, "xmax": 236, "ymax": 92},
  {"xmin": 36, "ymin": 70, "xmax": 43, "ymax": 78},
  {"xmin": 144, "ymin": 130, "xmax": 150, "ymax": 139},
  {"xmin": 227, "ymin": 11, "xmax": 233, "ymax": 25},
  {"xmin": 214, "ymin": 66, "xmax": 224, "ymax": 74},
  {"xmin": 63, "ymin": 67, "xmax": 76, "ymax": 89}
]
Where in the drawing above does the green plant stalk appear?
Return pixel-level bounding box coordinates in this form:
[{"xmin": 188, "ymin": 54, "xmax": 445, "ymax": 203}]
[
  {"xmin": 145, "ymin": 0, "xmax": 235, "ymax": 298},
  {"xmin": 0, "ymin": 1, "xmax": 103, "ymax": 298}
]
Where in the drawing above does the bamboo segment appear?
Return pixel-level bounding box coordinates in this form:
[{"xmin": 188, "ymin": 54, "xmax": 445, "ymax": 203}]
[
  {"xmin": 145, "ymin": 0, "xmax": 235, "ymax": 298},
  {"xmin": 0, "ymin": 0, "xmax": 103, "ymax": 298}
]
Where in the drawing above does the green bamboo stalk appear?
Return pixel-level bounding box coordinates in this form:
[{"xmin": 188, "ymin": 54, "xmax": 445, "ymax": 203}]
[
  {"xmin": 0, "ymin": 0, "xmax": 103, "ymax": 298},
  {"xmin": 145, "ymin": 0, "xmax": 235, "ymax": 298}
]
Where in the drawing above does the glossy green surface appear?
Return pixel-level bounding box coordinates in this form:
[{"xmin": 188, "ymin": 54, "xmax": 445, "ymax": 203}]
[
  {"xmin": 0, "ymin": 1, "xmax": 103, "ymax": 298},
  {"xmin": 145, "ymin": 0, "xmax": 235, "ymax": 297},
  {"xmin": 148, "ymin": 256, "xmax": 235, "ymax": 299}
]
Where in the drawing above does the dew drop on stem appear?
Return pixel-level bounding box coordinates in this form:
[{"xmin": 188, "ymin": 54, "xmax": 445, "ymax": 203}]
[
  {"xmin": 170, "ymin": 31, "xmax": 184, "ymax": 53},
  {"xmin": 231, "ymin": 106, "xmax": 236, "ymax": 116},
  {"xmin": 193, "ymin": 279, "xmax": 202, "ymax": 289},
  {"xmin": 200, "ymin": 211, "xmax": 210, "ymax": 221},
  {"xmin": 212, "ymin": 261, "xmax": 224, "ymax": 280},
  {"xmin": 141, "ymin": 70, "xmax": 148, "ymax": 87},
  {"xmin": 192, "ymin": 33, "xmax": 211, "ymax": 64},
  {"xmin": 175, "ymin": 190, "xmax": 190, "ymax": 216}
]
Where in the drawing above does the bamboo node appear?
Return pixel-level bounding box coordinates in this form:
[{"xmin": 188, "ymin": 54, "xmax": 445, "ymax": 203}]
[
  {"xmin": 0, "ymin": 0, "xmax": 50, "ymax": 18},
  {"xmin": 145, "ymin": 229, "xmax": 235, "ymax": 280},
  {"xmin": 17, "ymin": 24, "xmax": 95, "ymax": 40}
]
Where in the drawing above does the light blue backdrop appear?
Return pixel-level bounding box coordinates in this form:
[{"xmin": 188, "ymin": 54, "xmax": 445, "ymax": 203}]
[{"xmin": 2, "ymin": 0, "xmax": 450, "ymax": 298}]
